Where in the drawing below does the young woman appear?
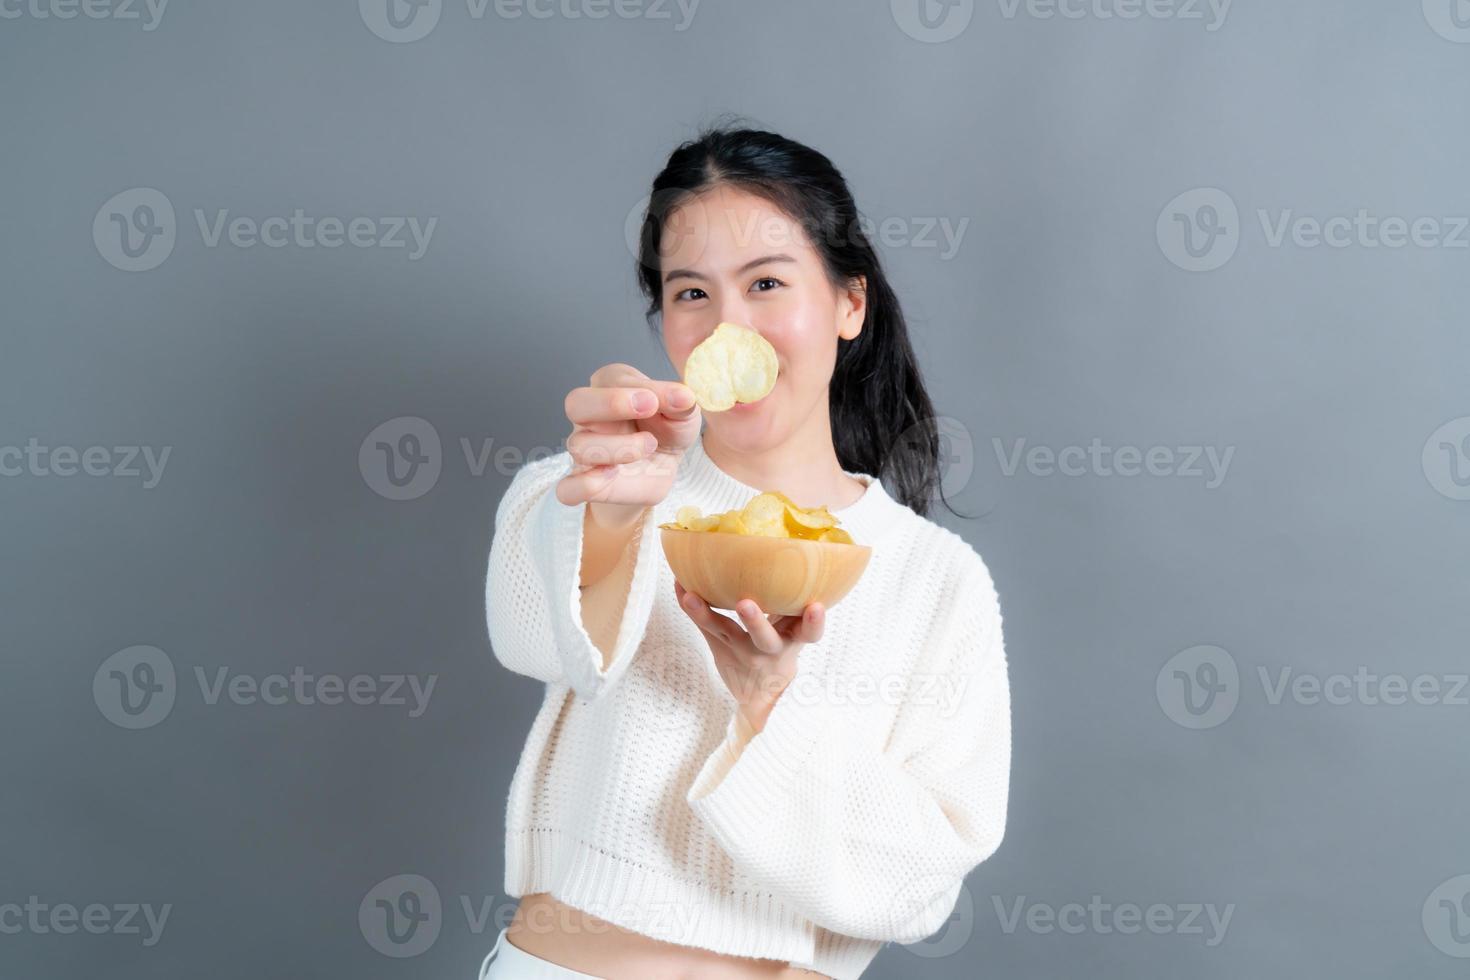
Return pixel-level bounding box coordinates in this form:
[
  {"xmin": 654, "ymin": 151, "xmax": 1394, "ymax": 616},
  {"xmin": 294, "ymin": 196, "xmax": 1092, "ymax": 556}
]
[{"xmin": 481, "ymin": 126, "xmax": 1011, "ymax": 980}]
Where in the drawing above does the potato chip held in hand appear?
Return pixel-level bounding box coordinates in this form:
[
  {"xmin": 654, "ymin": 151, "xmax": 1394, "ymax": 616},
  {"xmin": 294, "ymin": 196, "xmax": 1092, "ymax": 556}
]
[{"xmin": 682, "ymin": 322, "xmax": 779, "ymax": 412}]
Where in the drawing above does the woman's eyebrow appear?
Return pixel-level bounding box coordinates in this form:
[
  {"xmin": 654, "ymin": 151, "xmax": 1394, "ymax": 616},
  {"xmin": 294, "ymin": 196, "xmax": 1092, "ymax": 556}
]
[{"xmin": 664, "ymin": 253, "xmax": 797, "ymax": 284}]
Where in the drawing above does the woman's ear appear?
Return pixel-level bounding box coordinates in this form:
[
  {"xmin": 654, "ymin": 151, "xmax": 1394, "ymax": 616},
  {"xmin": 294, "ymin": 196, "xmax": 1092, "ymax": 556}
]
[{"xmin": 838, "ymin": 275, "xmax": 867, "ymax": 340}]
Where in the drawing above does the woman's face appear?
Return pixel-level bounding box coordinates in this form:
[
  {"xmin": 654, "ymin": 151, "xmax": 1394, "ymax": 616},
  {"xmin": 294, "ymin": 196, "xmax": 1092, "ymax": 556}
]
[{"xmin": 657, "ymin": 184, "xmax": 865, "ymax": 453}]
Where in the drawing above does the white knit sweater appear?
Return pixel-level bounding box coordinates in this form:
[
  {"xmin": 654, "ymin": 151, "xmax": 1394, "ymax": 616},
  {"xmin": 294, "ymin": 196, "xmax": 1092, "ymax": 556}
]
[{"xmin": 485, "ymin": 434, "xmax": 1010, "ymax": 980}]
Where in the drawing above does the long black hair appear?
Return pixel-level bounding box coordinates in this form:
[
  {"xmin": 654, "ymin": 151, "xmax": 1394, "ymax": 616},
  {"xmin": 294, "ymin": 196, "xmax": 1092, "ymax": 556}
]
[{"xmin": 634, "ymin": 121, "xmax": 968, "ymax": 520}]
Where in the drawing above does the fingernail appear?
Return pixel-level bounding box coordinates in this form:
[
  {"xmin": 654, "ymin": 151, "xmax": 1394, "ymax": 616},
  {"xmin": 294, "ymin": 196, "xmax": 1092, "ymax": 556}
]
[
  {"xmin": 670, "ymin": 386, "xmax": 692, "ymax": 408},
  {"xmin": 634, "ymin": 392, "xmax": 656, "ymax": 414}
]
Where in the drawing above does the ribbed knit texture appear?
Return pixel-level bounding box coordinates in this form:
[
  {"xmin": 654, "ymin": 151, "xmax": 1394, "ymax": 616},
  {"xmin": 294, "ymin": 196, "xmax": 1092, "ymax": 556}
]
[{"xmin": 485, "ymin": 434, "xmax": 1011, "ymax": 980}]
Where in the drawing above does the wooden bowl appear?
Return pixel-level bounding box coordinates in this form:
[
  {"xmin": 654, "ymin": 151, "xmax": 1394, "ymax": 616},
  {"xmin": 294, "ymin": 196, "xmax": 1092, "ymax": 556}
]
[{"xmin": 660, "ymin": 527, "xmax": 873, "ymax": 616}]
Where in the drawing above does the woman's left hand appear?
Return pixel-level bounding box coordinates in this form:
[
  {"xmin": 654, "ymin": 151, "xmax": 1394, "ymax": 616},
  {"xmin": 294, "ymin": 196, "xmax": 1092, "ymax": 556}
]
[{"xmin": 675, "ymin": 581, "xmax": 825, "ymax": 733}]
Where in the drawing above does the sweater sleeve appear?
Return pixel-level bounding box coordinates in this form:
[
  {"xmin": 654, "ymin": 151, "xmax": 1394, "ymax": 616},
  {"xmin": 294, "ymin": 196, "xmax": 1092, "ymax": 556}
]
[
  {"xmin": 485, "ymin": 451, "xmax": 664, "ymax": 701},
  {"xmin": 684, "ymin": 564, "xmax": 1010, "ymax": 944}
]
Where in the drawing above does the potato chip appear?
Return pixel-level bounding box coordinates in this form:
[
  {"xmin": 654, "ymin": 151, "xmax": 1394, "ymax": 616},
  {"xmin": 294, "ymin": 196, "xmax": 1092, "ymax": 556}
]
[
  {"xmin": 783, "ymin": 503, "xmax": 836, "ymax": 535},
  {"xmin": 682, "ymin": 322, "xmax": 779, "ymax": 412},
  {"xmin": 661, "ymin": 504, "xmax": 719, "ymax": 533},
  {"xmin": 739, "ymin": 492, "xmax": 788, "ymax": 537}
]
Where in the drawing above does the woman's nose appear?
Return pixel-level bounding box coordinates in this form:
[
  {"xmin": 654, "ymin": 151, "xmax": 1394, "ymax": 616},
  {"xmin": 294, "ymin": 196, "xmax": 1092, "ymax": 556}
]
[{"xmin": 715, "ymin": 298, "xmax": 752, "ymax": 330}]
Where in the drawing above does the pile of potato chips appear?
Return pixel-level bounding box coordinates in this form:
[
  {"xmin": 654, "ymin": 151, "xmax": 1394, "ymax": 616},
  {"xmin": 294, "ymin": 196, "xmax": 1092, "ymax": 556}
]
[{"xmin": 659, "ymin": 490, "xmax": 855, "ymax": 544}]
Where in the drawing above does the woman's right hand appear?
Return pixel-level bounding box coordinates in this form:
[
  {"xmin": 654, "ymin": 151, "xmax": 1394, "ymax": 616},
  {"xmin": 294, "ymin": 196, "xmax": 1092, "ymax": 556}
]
[{"xmin": 556, "ymin": 362, "xmax": 702, "ymax": 526}]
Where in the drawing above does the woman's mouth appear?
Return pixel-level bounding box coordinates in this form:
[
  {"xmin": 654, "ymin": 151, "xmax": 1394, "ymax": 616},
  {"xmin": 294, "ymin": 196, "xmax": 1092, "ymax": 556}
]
[{"xmin": 732, "ymin": 373, "xmax": 777, "ymax": 412}]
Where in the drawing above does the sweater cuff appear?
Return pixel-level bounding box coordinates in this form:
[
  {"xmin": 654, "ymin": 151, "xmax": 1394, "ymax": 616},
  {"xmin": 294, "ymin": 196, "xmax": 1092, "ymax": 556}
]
[
  {"xmin": 528, "ymin": 484, "xmax": 659, "ymax": 701},
  {"xmin": 685, "ymin": 672, "xmax": 843, "ymax": 822}
]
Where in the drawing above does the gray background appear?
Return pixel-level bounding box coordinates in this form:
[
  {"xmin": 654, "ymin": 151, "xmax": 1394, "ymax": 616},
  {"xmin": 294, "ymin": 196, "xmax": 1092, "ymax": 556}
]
[{"xmin": 3, "ymin": 0, "xmax": 1469, "ymax": 977}]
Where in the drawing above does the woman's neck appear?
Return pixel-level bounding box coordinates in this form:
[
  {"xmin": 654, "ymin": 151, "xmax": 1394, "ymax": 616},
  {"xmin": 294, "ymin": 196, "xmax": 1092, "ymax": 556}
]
[{"xmin": 699, "ymin": 420, "xmax": 868, "ymax": 512}]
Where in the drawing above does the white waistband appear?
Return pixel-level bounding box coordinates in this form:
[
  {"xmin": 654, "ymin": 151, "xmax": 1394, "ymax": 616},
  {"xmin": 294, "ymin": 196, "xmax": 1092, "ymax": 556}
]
[{"xmin": 479, "ymin": 926, "xmax": 607, "ymax": 980}]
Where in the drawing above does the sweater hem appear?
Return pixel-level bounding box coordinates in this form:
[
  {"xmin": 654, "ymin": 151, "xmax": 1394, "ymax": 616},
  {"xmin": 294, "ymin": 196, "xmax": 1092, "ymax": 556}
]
[{"xmin": 504, "ymin": 826, "xmax": 882, "ymax": 979}]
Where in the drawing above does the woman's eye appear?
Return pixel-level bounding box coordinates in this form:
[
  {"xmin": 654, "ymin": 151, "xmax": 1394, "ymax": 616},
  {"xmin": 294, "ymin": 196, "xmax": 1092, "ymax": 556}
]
[
  {"xmin": 751, "ymin": 277, "xmax": 784, "ymax": 292},
  {"xmin": 674, "ymin": 287, "xmax": 708, "ymax": 302}
]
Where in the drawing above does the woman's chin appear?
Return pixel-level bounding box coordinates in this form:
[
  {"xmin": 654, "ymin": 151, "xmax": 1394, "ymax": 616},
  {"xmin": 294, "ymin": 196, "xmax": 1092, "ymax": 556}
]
[{"xmin": 707, "ymin": 397, "xmax": 781, "ymax": 449}]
